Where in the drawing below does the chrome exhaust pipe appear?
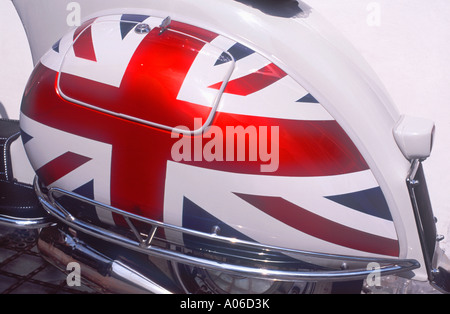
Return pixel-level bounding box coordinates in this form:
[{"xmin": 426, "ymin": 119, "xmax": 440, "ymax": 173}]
[{"xmin": 37, "ymin": 226, "xmax": 173, "ymax": 294}]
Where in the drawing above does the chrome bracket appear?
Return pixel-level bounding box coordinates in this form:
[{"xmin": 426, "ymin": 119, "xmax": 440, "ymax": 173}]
[{"xmin": 159, "ymin": 16, "xmax": 171, "ymax": 35}]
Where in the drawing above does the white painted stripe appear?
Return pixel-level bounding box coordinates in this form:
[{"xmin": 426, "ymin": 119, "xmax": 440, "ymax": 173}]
[
  {"xmin": 163, "ymin": 161, "xmax": 398, "ymax": 258},
  {"xmin": 20, "ymin": 113, "xmax": 114, "ymax": 225},
  {"xmin": 59, "ymin": 16, "xmax": 155, "ymax": 88},
  {"xmin": 216, "ymin": 75, "xmax": 334, "ymax": 120}
]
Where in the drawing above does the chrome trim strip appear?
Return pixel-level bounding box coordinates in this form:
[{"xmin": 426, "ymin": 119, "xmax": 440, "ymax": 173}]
[
  {"xmin": 34, "ymin": 176, "xmax": 420, "ymax": 282},
  {"xmin": 0, "ymin": 213, "xmax": 53, "ymax": 229}
]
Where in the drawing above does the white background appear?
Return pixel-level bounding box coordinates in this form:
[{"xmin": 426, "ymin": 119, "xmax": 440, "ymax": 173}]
[
  {"xmin": 0, "ymin": 0, "xmax": 449, "ymax": 254},
  {"xmin": 304, "ymin": 0, "xmax": 450, "ymax": 254}
]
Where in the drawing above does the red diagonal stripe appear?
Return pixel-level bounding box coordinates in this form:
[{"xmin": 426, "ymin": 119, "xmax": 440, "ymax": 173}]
[
  {"xmin": 234, "ymin": 193, "xmax": 399, "ymax": 257},
  {"xmin": 73, "ymin": 25, "xmax": 97, "ymax": 62},
  {"xmin": 36, "ymin": 152, "xmax": 92, "ymax": 185},
  {"xmin": 25, "ymin": 64, "xmax": 369, "ymax": 178},
  {"xmin": 209, "ymin": 63, "xmax": 287, "ymax": 96}
]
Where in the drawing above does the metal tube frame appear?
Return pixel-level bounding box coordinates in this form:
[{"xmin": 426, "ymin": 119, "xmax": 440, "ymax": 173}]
[
  {"xmin": 407, "ymin": 159, "xmax": 450, "ymax": 293},
  {"xmin": 0, "ymin": 213, "xmax": 53, "ymax": 229},
  {"xmin": 406, "ymin": 159, "xmax": 434, "ymax": 279},
  {"xmin": 34, "ymin": 176, "xmax": 419, "ymax": 283}
]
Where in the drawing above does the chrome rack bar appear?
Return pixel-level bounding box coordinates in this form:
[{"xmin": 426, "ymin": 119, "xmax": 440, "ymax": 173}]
[
  {"xmin": 34, "ymin": 176, "xmax": 420, "ymax": 282},
  {"xmin": 0, "ymin": 213, "xmax": 53, "ymax": 229}
]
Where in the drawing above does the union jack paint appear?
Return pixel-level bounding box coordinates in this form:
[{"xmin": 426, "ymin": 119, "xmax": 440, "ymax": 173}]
[{"xmin": 20, "ymin": 13, "xmax": 399, "ymax": 259}]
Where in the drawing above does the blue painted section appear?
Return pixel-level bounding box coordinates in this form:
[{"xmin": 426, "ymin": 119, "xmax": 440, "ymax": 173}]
[
  {"xmin": 73, "ymin": 179, "xmax": 94, "ymax": 199},
  {"xmin": 52, "ymin": 39, "xmax": 61, "ymax": 53},
  {"xmin": 215, "ymin": 42, "xmax": 254, "ymax": 65},
  {"xmin": 120, "ymin": 14, "xmax": 149, "ymax": 39},
  {"xmin": 296, "ymin": 93, "xmax": 319, "ymax": 103},
  {"xmin": 325, "ymin": 187, "xmax": 393, "ymax": 221},
  {"xmin": 20, "ymin": 129, "xmax": 33, "ymax": 145}
]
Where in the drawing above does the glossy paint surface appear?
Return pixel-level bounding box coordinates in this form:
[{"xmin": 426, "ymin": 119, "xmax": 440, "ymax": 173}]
[{"xmin": 20, "ymin": 14, "xmax": 399, "ymax": 258}]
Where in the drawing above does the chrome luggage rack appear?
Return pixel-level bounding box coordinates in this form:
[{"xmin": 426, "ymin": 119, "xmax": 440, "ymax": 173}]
[{"xmin": 34, "ymin": 176, "xmax": 419, "ymax": 283}]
